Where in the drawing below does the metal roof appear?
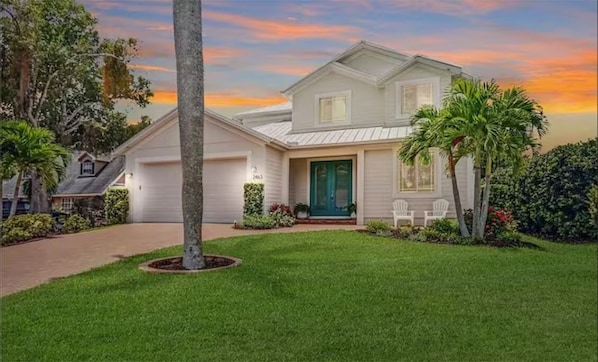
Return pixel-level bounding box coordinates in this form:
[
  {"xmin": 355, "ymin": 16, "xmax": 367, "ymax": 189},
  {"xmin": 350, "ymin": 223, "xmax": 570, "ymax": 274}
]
[
  {"xmin": 253, "ymin": 122, "xmax": 411, "ymax": 147},
  {"xmin": 234, "ymin": 102, "xmax": 292, "ymax": 117}
]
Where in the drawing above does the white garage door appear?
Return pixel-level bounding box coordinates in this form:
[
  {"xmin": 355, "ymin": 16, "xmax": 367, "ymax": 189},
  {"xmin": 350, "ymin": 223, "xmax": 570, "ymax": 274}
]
[{"xmin": 140, "ymin": 158, "xmax": 246, "ymax": 223}]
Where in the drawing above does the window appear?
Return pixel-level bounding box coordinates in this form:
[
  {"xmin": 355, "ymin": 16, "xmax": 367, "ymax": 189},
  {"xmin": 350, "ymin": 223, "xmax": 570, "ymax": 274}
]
[
  {"xmin": 398, "ymin": 156, "xmax": 435, "ymax": 192},
  {"xmin": 319, "ymin": 96, "xmax": 346, "ymax": 122},
  {"xmin": 81, "ymin": 160, "xmax": 94, "ymax": 176},
  {"xmin": 314, "ymin": 90, "xmax": 351, "ymax": 126},
  {"xmin": 396, "ymin": 77, "xmax": 440, "ymax": 117},
  {"xmin": 61, "ymin": 198, "xmax": 74, "ymax": 213}
]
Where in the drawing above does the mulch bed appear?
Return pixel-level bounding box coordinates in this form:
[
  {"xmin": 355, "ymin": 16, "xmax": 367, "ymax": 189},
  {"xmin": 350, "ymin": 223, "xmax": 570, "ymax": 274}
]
[{"xmin": 148, "ymin": 256, "xmax": 237, "ymax": 271}]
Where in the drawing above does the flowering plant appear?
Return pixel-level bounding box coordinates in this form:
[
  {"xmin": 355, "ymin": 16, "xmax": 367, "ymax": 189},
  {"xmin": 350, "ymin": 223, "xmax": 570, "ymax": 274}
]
[{"xmin": 464, "ymin": 206, "xmax": 514, "ymax": 239}]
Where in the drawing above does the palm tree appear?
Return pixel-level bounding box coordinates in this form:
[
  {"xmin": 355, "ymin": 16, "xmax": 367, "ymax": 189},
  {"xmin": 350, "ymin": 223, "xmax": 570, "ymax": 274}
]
[
  {"xmin": 399, "ymin": 106, "xmax": 470, "ymax": 237},
  {"xmin": 445, "ymin": 79, "xmax": 547, "ymax": 238},
  {"xmin": 1, "ymin": 120, "xmax": 70, "ymax": 217},
  {"xmin": 173, "ymin": 0, "xmax": 205, "ymax": 269}
]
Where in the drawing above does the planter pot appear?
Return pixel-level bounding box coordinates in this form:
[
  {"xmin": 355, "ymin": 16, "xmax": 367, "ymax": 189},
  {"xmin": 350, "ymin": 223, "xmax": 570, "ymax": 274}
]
[{"xmin": 296, "ymin": 211, "xmax": 308, "ymax": 219}]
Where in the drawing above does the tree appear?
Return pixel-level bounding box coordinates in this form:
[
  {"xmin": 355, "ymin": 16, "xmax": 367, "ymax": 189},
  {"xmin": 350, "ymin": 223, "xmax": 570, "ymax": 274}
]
[
  {"xmin": 445, "ymin": 78, "xmax": 547, "ymax": 238},
  {"xmin": 0, "ymin": 120, "xmax": 69, "ymax": 217},
  {"xmin": 173, "ymin": 0, "xmax": 205, "ymax": 269},
  {"xmin": 1, "ymin": 0, "xmax": 153, "ymax": 212},
  {"xmin": 399, "ymin": 106, "xmax": 470, "ymax": 237}
]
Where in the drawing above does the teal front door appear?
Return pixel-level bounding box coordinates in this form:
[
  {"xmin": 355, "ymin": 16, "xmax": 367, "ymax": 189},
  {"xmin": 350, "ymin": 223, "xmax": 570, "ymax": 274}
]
[{"xmin": 310, "ymin": 160, "xmax": 352, "ymax": 216}]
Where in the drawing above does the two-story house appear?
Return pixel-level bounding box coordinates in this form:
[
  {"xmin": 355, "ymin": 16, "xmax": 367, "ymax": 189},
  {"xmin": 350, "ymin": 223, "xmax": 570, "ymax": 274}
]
[{"xmin": 115, "ymin": 41, "xmax": 474, "ymax": 225}]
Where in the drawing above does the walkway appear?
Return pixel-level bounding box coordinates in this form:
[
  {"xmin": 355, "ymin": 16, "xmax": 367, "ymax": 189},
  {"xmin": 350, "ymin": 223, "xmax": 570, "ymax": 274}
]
[{"xmin": 0, "ymin": 223, "xmax": 358, "ymax": 296}]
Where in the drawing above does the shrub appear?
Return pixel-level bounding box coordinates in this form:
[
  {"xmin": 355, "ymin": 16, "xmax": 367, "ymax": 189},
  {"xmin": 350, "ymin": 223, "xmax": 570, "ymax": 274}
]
[
  {"xmin": 240, "ymin": 215, "xmax": 275, "ymax": 229},
  {"xmin": 243, "ymin": 183, "xmax": 264, "ymax": 217},
  {"xmin": 1, "ymin": 228, "xmax": 32, "ymax": 245},
  {"xmin": 464, "ymin": 207, "xmax": 514, "ymax": 240},
  {"xmin": 428, "ymin": 218, "xmax": 459, "ymax": 235},
  {"xmin": 1, "ymin": 213, "xmax": 55, "ymax": 245},
  {"xmin": 268, "ymin": 203, "xmax": 295, "ymax": 227},
  {"xmin": 496, "ymin": 231, "xmax": 524, "ymax": 244},
  {"xmin": 502, "ymin": 139, "xmax": 598, "ymax": 242},
  {"xmin": 366, "ymin": 220, "xmax": 392, "ymax": 236},
  {"xmin": 104, "ymin": 188, "xmax": 129, "ymax": 225},
  {"xmin": 73, "ymin": 197, "xmax": 105, "ymax": 227},
  {"xmin": 418, "ymin": 229, "xmax": 457, "ymax": 244},
  {"xmin": 588, "ymin": 185, "xmax": 598, "ymax": 226},
  {"xmin": 394, "ymin": 225, "xmax": 415, "ymax": 239},
  {"xmin": 63, "ymin": 214, "xmax": 90, "ymax": 234}
]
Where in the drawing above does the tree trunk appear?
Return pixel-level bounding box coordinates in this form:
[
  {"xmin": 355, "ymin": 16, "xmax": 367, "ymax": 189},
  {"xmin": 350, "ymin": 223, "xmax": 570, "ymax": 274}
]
[
  {"xmin": 448, "ymin": 153, "xmax": 470, "ymax": 237},
  {"xmin": 10, "ymin": 170, "xmax": 23, "ymax": 217},
  {"xmin": 173, "ymin": 0, "xmax": 206, "ymax": 270},
  {"xmin": 29, "ymin": 171, "xmax": 49, "ymax": 213},
  {"xmin": 478, "ymin": 156, "xmax": 493, "ymax": 238},
  {"xmin": 472, "ymin": 155, "xmax": 482, "ymax": 238}
]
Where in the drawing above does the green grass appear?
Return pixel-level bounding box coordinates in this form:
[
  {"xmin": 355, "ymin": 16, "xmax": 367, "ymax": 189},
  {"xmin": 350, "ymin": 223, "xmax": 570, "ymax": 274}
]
[{"xmin": 2, "ymin": 231, "xmax": 596, "ymax": 361}]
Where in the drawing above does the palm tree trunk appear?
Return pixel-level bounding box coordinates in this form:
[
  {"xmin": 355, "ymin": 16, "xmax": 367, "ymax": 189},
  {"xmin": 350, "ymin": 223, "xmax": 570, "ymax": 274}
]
[
  {"xmin": 173, "ymin": 0, "xmax": 206, "ymax": 270},
  {"xmin": 448, "ymin": 153, "xmax": 470, "ymax": 237},
  {"xmin": 478, "ymin": 156, "xmax": 493, "ymax": 238},
  {"xmin": 30, "ymin": 171, "xmax": 49, "ymax": 213},
  {"xmin": 10, "ymin": 170, "xmax": 23, "ymax": 217},
  {"xmin": 472, "ymin": 150, "xmax": 482, "ymax": 238}
]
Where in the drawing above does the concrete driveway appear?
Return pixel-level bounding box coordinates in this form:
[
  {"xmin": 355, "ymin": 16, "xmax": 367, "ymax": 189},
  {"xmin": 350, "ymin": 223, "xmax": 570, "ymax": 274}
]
[{"xmin": 1, "ymin": 223, "xmax": 358, "ymax": 296}]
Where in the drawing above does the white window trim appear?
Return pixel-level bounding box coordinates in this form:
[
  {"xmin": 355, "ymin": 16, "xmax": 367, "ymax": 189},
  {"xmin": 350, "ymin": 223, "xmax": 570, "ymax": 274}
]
[
  {"xmin": 313, "ymin": 90, "xmax": 352, "ymax": 127},
  {"xmin": 395, "ymin": 77, "xmax": 441, "ymax": 119},
  {"xmin": 392, "ymin": 147, "xmax": 442, "ymax": 199},
  {"xmin": 82, "ymin": 160, "xmax": 94, "ymax": 175}
]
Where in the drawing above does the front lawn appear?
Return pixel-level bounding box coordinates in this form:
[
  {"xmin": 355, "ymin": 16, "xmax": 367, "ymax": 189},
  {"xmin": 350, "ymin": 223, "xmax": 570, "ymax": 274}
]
[{"xmin": 1, "ymin": 231, "xmax": 596, "ymax": 361}]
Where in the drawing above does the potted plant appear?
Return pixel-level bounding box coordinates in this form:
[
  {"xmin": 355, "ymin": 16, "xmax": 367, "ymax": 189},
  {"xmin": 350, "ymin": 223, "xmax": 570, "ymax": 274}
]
[
  {"xmin": 293, "ymin": 203, "xmax": 310, "ymax": 219},
  {"xmin": 348, "ymin": 202, "xmax": 357, "ymax": 218}
]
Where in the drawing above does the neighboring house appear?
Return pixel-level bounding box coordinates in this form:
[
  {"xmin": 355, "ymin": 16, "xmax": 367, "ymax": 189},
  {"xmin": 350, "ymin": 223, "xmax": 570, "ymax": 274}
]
[
  {"xmin": 115, "ymin": 40, "xmax": 474, "ymax": 225},
  {"xmin": 2, "ymin": 151, "xmax": 125, "ymax": 214}
]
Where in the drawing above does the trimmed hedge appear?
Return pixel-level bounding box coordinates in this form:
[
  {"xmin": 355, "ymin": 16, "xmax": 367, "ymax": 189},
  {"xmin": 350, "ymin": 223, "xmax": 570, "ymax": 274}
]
[
  {"xmin": 1, "ymin": 213, "xmax": 55, "ymax": 245},
  {"xmin": 63, "ymin": 214, "xmax": 91, "ymax": 234},
  {"xmin": 243, "ymin": 183, "xmax": 264, "ymax": 217},
  {"xmin": 498, "ymin": 139, "xmax": 598, "ymax": 242},
  {"xmin": 104, "ymin": 188, "xmax": 129, "ymax": 225}
]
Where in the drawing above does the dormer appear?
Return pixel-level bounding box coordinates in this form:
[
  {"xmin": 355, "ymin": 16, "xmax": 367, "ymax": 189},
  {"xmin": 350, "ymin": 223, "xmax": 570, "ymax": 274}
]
[{"xmin": 77, "ymin": 152, "xmax": 109, "ymax": 178}]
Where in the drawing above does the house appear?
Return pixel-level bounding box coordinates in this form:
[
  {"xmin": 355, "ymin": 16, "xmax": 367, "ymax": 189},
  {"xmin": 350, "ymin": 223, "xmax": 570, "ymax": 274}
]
[
  {"xmin": 115, "ymin": 40, "xmax": 474, "ymax": 225},
  {"xmin": 2, "ymin": 152, "xmax": 125, "ymax": 215}
]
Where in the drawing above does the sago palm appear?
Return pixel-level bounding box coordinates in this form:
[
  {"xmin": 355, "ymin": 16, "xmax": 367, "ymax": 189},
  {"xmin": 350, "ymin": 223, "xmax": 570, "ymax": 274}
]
[{"xmin": 1, "ymin": 121, "xmax": 70, "ymax": 217}]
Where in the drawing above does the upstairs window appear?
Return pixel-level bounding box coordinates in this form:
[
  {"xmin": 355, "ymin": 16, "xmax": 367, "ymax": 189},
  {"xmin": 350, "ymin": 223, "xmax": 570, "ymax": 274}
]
[
  {"xmin": 396, "ymin": 77, "xmax": 440, "ymax": 117},
  {"xmin": 315, "ymin": 90, "xmax": 351, "ymax": 126},
  {"xmin": 81, "ymin": 160, "xmax": 95, "ymax": 176}
]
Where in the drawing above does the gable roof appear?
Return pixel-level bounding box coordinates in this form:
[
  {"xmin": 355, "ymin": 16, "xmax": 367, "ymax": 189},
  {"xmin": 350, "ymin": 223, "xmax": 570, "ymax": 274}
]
[
  {"xmin": 112, "ymin": 108, "xmax": 287, "ymax": 155},
  {"xmin": 281, "ymin": 40, "xmax": 462, "ymax": 98},
  {"xmin": 54, "ymin": 153, "xmax": 125, "ymax": 196},
  {"xmin": 2, "ymin": 152, "xmax": 125, "ymax": 199}
]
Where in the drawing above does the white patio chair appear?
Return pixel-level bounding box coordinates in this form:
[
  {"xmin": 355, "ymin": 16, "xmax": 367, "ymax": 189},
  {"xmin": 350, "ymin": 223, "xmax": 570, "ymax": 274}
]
[
  {"xmin": 424, "ymin": 199, "xmax": 450, "ymax": 227},
  {"xmin": 391, "ymin": 199, "xmax": 415, "ymax": 228}
]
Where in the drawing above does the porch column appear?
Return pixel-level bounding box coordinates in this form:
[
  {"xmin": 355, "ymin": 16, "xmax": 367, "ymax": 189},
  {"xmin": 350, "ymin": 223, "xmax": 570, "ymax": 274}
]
[
  {"xmin": 357, "ymin": 150, "xmax": 365, "ymax": 226},
  {"xmin": 281, "ymin": 153, "xmax": 290, "ymax": 205}
]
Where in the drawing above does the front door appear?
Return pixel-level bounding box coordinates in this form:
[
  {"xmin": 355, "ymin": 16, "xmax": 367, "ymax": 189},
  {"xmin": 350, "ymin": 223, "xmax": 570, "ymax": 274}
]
[{"xmin": 310, "ymin": 160, "xmax": 352, "ymax": 216}]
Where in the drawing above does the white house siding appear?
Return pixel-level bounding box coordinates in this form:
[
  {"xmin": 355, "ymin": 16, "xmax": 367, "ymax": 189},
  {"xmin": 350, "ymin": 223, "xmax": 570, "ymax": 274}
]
[
  {"xmin": 383, "ymin": 65, "xmax": 453, "ymax": 126},
  {"xmin": 125, "ymin": 115, "xmax": 268, "ymax": 223},
  {"xmin": 340, "ymin": 50, "xmax": 401, "ymax": 77},
  {"xmin": 288, "ymin": 158, "xmax": 308, "ymax": 206},
  {"xmin": 363, "ymin": 147, "xmax": 470, "ymax": 225},
  {"xmin": 264, "ymin": 146, "xmax": 283, "ymax": 209},
  {"xmin": 292, "ymin": 72, "xmax": 385, "ymax": 133}
]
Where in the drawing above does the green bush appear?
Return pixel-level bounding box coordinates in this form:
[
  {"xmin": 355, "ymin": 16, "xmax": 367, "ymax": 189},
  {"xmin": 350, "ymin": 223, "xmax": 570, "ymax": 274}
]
[
  {"xmin": 241, "ymin": 215, "xmax": 275, "ymax": 229},
  {"xmin": 496, "ymin": 231, "xmax": 524, "ymax": 244},
  {"xmin": 243, "ymin": 183, "xmax": 264, "ymax": 217},
  {"xmin": 1, "ymin": 228, "xmax": 33, "ymax": 245},
  {"xmin": 104, "ymin": 188, "xmax": 129, "ymax": 225},
  {"xmin": 588, "ymin": 185, "xmax": 598, "ymax": 226},
  {"xmin": 418, "ymin": 229, "xmax": 457, "ymax": 243},
  {"xmin": 1, "ymin": 213, "xmax": 55, "ymax": 245},
  {"xmin": 510, "ymin": 139, "xmax": 598, "ymax": 242},
  {"xmin": 73, "ymin": 197, "xmax": 105, "ymax": 227},
  {"xmin": 63, "ymin": 214, "xmax": 90, "ymax": 234},
  {"xmin": 366, "ymin": 220, "xmax": 392, "ymax": 235},
  {"xmin": 427, "ymin": 219, "xmax": 459, "ymax": 235}
]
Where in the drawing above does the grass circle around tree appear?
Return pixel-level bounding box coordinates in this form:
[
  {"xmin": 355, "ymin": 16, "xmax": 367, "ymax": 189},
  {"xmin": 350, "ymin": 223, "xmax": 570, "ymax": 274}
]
[{"xmin": 138, "ymin": 254, "xmax": 242, "ymax": 274}]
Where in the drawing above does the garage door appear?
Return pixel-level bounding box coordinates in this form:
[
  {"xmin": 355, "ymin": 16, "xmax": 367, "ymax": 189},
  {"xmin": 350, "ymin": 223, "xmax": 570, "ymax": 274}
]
[{"xmin": 140, "ymin": 158, "xmax": 246, "ymax": 223}]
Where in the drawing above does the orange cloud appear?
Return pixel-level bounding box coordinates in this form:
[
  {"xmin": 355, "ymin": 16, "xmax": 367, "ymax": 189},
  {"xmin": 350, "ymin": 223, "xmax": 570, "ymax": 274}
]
[
  {"xmin": 130, "ymin": 64, "xmax": 174, "ymax": 73},
  {"xmin": 260, "ymin": 64, "xmax": 315, "ymax": 76},
  {"xmin": 204, "ymin": 10, "xmax": 360, "ymax": 41},
  {"xmin": 151, "ymin": 91, "xmax": 287, "ymax": 108}
]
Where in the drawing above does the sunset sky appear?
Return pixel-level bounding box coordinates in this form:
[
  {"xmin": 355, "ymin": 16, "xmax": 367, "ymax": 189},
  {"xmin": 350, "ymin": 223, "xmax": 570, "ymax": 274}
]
[{"xmin": 82, "ymin": 0, "xmax": 597, "ymax": 150}]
